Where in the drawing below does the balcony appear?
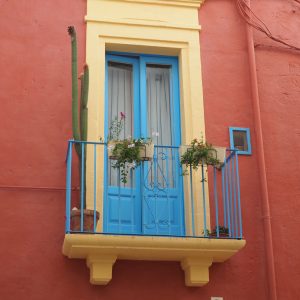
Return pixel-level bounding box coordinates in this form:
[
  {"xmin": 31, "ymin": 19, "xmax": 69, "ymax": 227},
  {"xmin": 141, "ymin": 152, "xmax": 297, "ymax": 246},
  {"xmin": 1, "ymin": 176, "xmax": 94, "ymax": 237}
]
[{"xmin": 62, "ymin": 140, "xmax": 246, "ymax": 286}]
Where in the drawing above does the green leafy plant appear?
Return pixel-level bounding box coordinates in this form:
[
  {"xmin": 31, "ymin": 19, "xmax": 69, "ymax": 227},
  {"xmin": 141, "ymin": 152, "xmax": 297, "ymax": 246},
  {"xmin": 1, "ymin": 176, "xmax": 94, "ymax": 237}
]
[
  {"xmin": 109, "ymin": 138, "xmax": 152, "ymax": 183},
  {"xmin": 202, "ymin": 229, "xmax": 211, "ymax": 236},
  {"xmin": 180, "ymin": 138, "xmax": 220, "ymax": 174},
  {"xmin": 212, "ymin": 225, "xmax": 229, "ymax": 236},
  {"xmin": 108, "ymin": 113, "xmax": 153, "ymax": 183}
]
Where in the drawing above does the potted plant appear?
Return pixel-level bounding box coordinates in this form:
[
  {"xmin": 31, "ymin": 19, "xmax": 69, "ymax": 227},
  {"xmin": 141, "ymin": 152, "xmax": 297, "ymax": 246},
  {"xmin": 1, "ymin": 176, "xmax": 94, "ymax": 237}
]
[
  {"xmin": 210, "ymin": 226, "xmax": 229, "ymax": 238},
  {"xmin": 107, "ymin": 113, "xmax": 154, "ymax": 183},
  {"xmin": 68, "ymin": 26, "xmax": 99, "ymax": 232},
  {"xmin": 180, "ymin": 137, "xmax": 221, "ymax": 173}
]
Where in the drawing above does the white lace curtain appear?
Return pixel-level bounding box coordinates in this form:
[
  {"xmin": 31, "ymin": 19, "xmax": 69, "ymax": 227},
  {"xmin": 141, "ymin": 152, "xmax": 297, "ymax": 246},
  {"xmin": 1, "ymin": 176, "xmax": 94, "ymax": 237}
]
[{"xmin": 107, "ymin": 61, "xmax": 174, "ymax": 187}]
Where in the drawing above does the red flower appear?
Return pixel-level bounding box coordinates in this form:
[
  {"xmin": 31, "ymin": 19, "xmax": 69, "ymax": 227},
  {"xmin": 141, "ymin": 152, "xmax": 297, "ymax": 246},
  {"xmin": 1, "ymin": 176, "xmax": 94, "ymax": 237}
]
[{"xmin": 120, "ymin": 112, "xmax": 126, "ymax": 119}]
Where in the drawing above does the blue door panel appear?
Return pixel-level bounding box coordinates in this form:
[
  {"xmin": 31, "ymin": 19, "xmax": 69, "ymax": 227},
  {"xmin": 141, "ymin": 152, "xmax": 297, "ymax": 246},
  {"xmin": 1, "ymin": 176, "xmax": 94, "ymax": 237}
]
[{"xmin": 106, "ymin": 192, "xmax": 140, "ymax": 234}]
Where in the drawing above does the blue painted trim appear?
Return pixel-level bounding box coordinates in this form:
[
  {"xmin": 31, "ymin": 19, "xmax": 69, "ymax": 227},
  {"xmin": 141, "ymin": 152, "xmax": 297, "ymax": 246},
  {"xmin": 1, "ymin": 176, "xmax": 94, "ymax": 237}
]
[
  {"xmin": 229, "ymin": 127, "xmax": 252, "ymax": 155},
  {"xmin": 107, "ymin": 51, "xmax": 178, "ymax": 59}
]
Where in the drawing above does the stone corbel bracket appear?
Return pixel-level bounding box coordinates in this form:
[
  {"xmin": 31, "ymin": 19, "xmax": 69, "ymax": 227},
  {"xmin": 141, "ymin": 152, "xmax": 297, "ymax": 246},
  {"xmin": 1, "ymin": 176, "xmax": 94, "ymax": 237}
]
[{"xmin": 63, "ymin": 234, "xmax": 245, "ymax": 286}]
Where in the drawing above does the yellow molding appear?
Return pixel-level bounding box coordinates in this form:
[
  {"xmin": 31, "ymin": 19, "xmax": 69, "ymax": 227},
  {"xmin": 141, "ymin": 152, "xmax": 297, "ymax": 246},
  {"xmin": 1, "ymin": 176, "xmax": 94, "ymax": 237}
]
[
  {"xmin": 90, "ymin": 0, "xmax": 205, "ymax": 8},
  {"xmin": 84, "ymin": 17, "xmax": 202, "ymax": 31},
  {"xmin": 63, "ymin": 234, "xmax": 246, "ymax": 286}
]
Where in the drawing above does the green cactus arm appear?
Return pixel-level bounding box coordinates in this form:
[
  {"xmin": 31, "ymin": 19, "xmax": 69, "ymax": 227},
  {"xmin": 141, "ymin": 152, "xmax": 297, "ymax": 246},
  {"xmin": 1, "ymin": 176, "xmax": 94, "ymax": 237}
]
[
  {"xmin": 80, "ymin": 64, "xmax": 89, "ymax": 141},
  {"xmin": 82, "ymin": 64, "xmax": 89, "ymax": 107},
  {"xmin": 67, "ymin": 26, "xmax": 81, "ymax": 142}
]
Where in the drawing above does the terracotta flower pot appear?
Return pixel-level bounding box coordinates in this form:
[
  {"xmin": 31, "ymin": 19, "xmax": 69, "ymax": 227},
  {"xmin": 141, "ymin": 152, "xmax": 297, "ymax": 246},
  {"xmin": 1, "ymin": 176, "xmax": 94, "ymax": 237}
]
[{"xmin": 70, "ymin": 209, "xmax": 100, "ymax": 232}]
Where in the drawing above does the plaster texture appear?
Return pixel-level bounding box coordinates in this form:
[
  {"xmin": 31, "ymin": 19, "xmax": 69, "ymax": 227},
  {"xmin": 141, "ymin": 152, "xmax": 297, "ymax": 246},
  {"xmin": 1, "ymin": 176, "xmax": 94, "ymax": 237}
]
[{"xmin": 0, "ymin": 0, "xmax": 299, "ymax": 299}]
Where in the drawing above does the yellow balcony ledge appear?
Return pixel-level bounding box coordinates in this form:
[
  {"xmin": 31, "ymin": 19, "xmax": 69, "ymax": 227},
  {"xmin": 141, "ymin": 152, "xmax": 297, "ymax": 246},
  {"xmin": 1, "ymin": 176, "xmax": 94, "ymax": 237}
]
[{"xmin": 62, "ymin": 234, "xmax": 246, "ymax": 286}]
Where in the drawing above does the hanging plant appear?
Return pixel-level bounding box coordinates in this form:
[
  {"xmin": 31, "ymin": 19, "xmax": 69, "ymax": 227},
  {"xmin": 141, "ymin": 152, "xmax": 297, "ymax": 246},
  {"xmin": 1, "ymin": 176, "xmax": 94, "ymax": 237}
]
[
  {"xmin": 107, "ymin": 113, "xmax": 154, "ymax": 183},
  {"xmin": 180, "ymin": 138, "xmax": 221, "ymax": 174}
]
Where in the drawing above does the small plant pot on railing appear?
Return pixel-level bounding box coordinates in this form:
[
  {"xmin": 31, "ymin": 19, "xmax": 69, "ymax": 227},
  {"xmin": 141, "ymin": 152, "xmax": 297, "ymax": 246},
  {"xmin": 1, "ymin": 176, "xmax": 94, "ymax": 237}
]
[
  {"xmin": 107, "ymin": 141, "xmax": 122, "ymax": 160},
  {"xmin": 210, "ymin": 226, "xmax": 229, "ymax": 238},
  {"xmin": 71, "ymin": 209, "xmax": 100, "ymax": 232},
  {"xmin": 179, "ymin": 138, "xmax": 222, "ymax": 172},
  {"xmin": 107, "ymin": 141, "xmax": 154, "ymax": 161},
  {"xmin": 210, "ymin": 232, "xmax": 230, "ymax": 238},
  {"xmin": 209, "ymin": 146, "xmax": 226, "ymax": 169},
  {"xmin": 107, "ymin": 139, "xmax": 154, "ymax": 183},
  {"xmin": 137, "ymin": 142, "xmax": 154, "ymax": 161}
]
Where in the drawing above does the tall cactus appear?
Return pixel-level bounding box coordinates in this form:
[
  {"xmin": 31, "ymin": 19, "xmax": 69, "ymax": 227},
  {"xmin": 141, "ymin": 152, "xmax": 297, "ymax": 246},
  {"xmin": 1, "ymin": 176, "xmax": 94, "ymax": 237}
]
[{"xmin": 68, "ymin": 26, "xmax": 89, "ymax": 208}]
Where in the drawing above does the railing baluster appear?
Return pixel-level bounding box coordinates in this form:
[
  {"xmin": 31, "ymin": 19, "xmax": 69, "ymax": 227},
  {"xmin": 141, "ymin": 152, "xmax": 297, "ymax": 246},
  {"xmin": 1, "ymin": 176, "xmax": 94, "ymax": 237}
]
[
  {"xmin": 166, "ymin": 149, "xmax": 171, "ymax": 236},
  {"xmin": 189, "ymin": 166, "xmax": 195, "ymax": 236},
  {"xmin": 105, "ymin": 144, "xmax": 109, "ymax": 232},
  {"xmin": 213, "ymin": 167, "xmax": 219, "ymax": 238},
  {"xmin": 80, "ymin": 142, "xmax": 85, "ymax": 232},
  {"xmin": 118, "ymin": 168, "xmax": 121, "ymax": 233},
  {"xmin": 225, "ymin": 159, "xmax": 231, "ymax": 237},
  {"xmin": 232, "ymin": 156, "xmax": 236, "ymax": 238},
  {"xmin": 235, "ymin": 151, "xmax": 243, "ymax": 238},
  {"xmin": 221, "ymin": 167, "xmax": 227, "ymax": 228},
  {"xmin": 232, "ymin": 155, "xmax": 238, "ymax": 238},
  {"xmin": 201, "ymin": 161, "xmax": 207, "ymax": 237},
  {"xmin": 93, "ymin": 144, "xmax": 97, "ymax": 233},
  {"xmin": 154, "ymin": 150, "xmax": 158, "ymax": 234},
  {"xmin": 130, "ymin": 168, "xmax": 134, "ymax": 233},
  {"xmin": 65, "ymin": 141, "xmax": 73, "ymax": 233},
  {"xmin": 141, "ymin": 162, "xmax": 145, "ymax": 234},
  {"xmin": 177, "ymin": 149, "xmax": 184, "ymax": 236},
  {"xmin": 231, "ymin": 158, "xmax": 235, "ymax": 237}
]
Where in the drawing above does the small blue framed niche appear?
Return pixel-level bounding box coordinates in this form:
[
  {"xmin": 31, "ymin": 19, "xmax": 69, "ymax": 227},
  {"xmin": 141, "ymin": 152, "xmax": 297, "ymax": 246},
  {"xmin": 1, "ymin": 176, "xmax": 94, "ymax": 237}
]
[{"xmin": 229, "ymin": 127, "xmax": 252, "ymax": 155}]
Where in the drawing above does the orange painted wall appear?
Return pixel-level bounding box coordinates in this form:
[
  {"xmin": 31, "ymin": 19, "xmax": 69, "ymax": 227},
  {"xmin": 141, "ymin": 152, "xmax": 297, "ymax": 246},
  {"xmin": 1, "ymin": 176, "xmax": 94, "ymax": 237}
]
[{"xmin": 0, "ymin": 0, "xmax": 299, "ymax": 299}]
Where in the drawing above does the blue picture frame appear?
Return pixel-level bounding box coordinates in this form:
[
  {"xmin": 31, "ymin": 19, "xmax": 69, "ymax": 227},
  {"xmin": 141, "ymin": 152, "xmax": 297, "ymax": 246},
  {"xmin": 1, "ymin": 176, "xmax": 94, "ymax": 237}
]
[{"xmin": 229, "ymin": 127, "xmax": 252, "ymax": 155}]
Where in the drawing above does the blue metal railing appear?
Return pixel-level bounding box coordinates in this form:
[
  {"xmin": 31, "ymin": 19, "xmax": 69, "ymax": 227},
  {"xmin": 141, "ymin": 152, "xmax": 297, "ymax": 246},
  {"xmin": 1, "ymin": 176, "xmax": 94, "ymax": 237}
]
[{"xmin": 65, "ymin": 140, "xmax": 243, "ymax": 239}]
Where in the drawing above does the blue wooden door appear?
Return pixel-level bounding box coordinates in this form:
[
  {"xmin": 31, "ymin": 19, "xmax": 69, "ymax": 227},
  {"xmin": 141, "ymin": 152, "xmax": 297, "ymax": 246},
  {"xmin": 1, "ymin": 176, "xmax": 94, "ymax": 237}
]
[{"xmin": 104, "ymin": 54, "xmax": 185, "ymax": 236}]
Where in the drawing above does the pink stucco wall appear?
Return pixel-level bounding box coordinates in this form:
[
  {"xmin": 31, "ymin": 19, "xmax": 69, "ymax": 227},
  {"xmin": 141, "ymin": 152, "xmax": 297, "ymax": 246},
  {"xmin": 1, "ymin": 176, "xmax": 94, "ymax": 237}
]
[
  {"xmin": 251, "ymin": 1, "xmax": 300, "ymax": 298},
  {"xmin": 201, "ymin": 1, "xmax": 300, "ymax": 299},
  {"xmin": 0, "ymin": 0, "xmax": 299, "ymax": 299}
]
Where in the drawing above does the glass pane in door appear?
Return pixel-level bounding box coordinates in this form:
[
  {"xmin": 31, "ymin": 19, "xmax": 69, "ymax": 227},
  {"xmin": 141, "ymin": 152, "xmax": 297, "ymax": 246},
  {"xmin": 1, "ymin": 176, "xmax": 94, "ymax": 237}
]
[
  {"xmin": 146, "ymin": 64, "xmax": 175, "ymax": 188},
  {"xmin": 108, "ymin": 61, "xmax": 134, "ymax": 188}
]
